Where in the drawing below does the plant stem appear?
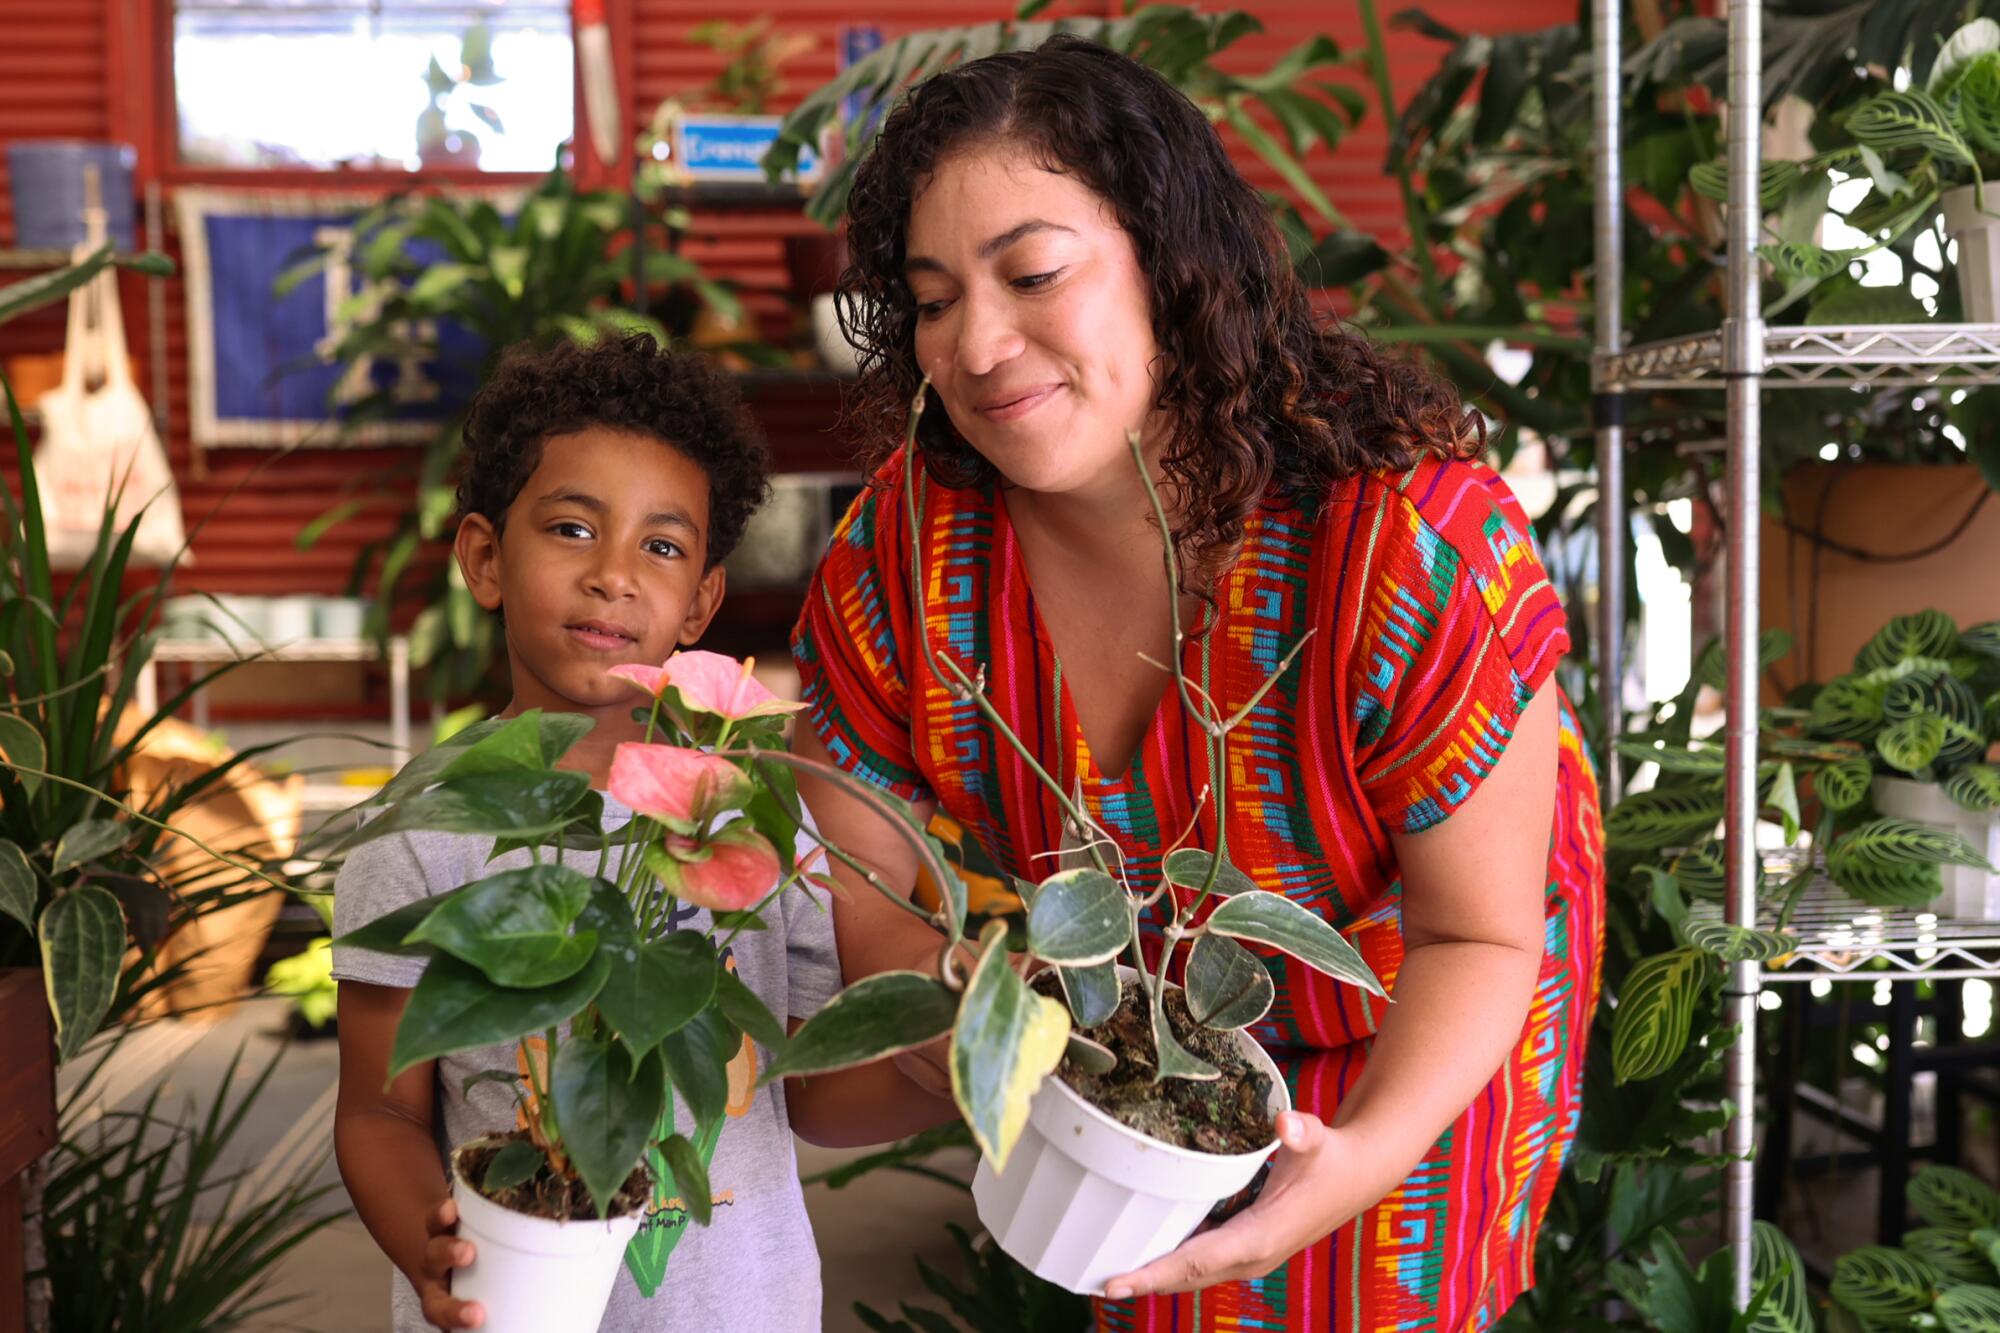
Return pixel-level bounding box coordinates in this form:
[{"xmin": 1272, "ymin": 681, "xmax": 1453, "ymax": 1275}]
[{"xmin": 1357, "ymin": 0, "xmax": 1442, "ymax": 310}]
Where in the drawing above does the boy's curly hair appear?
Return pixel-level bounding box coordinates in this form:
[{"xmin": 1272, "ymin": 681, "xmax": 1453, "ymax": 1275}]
[
  {"xmin": 457, "ymin": 333, "xmax": 770, "ymax": 568},
  {"xmin": 839, "ymin": 36, "xmax": 1482, "ymax": 591}
]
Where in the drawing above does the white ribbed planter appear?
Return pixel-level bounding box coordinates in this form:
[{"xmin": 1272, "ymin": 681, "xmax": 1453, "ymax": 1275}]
[
  {"xmin": 1942, "ymin": 185, "xmax": 2000, "ymax": 324},
  {"xmin": 1873, "ymin": 775, "xmax": 2000, "ymax": 920},
  {"xmin": 447, "ymin": 1141, "xmax": 644, "ymax": 1333},
  {"xmin": 972, "ymin": 991, "xmax": 1288, "ymax": 1296}
]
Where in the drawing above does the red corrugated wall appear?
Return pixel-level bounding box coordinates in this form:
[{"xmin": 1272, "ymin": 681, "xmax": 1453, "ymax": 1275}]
[{"xmin": 2, "ymin": 0, "xmax": 1573, "ymax": 609}]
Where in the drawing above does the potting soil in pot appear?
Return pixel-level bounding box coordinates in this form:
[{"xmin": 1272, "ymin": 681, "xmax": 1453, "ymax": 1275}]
[
  {"xmin": 458, "ymin": 1129, "xmax": 652, "ymax": 1220},
  {"xmin": 1038, "ymin": 974, "xmax": 1277, "ymax": 1154}
]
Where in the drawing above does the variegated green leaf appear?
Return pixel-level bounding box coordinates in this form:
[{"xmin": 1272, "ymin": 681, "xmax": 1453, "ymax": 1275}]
[
  {"xmin": 1683, "ymin": 919, "xmax": 1794, "ymax": 963},
  {"xmin": 1849, "ymin": 89, "xmax": 1975, "ymax": 166},
  {"xmin": 1859, "ymin": 610, "xmax": 1963, "ymax": 673},
  {"xmin": 1057, "ymin": 961, "xmax": 1120, "ymax": 1028},
  {"xmin": 1162, "ymin": 849, "xmax": 1260, "ymax": 898},
  {"xmin": 1607, "ymin": 788, "xmax": 1724, "ymax": 851},
  {"xmin": 1203, "ymin": 890, "xmax": 1385, "ymax": 996},
  {"xmin": 1750, "ymin": 1221, "xmax": 1812, "ymax": 1333},
  {"xmin": 1149, "ymin": 974, "xmax": 1220, "ymax": 1083},
  {"xmin": 760, "ymin": 970, "xmax": 958, "ymax": 1080},
  {"xmin": 40, "ymin": 885, "xmax": 126, "ymax": 1063},
  {"xmin": 0, "ymin": 839, "xmax": 36, "ymax": 933},
  {"xmin": 1962, "ymin": 621, "xmax": 2000, "ymax": 662},
  {"xmin": 1670, "ymin": 838, "xmax": 1730, "ymax": 902},
  {"xmin": 1911, "ymin": 1164, "xmax": 2000, "ymax": 1231},
  {"xmin": 1026, "ymin": 868, "xmax": 1130, "ymax": 966},
  {"xmin": 1879, "ymin": 714, "xmax": 1948, "ymax": 773},
  {"xmin": 1831, "ymin": 1245, "xmax": 1942, "ymax": 1321},
  {"xmin": 1690, "ymin": 157, "xmax": 1804, "ymax": 208},
  {"xmin": 1812, "ymin": 675, "xmax": 1890, "ymax": 741},
  {"xmin": 950, "ymin": 923, "xmax": 1069, "ymax": 1169},
  {"xmin": 1185, "ymin": 933, "xmax": 1276, "ymax": 1030},
  {"xmin": 0, "ymin": 711, "xmax": 45, "ymax": 797},
  {"xmin": 52, "ymin": 819, "xmax": 128, "ymax": 876},
  {"xmin": 1819, "ymin": 756, "xmax": 1876, "ymax": 812},
  {"xmin": 1834, "ymin": 818, "xmax": 1996, "ymax": 871},
  {"xmin": 1937, "ymin": 1283, "xmax": 2000, "ymax": 1333},
  {"xmin": 1831, "ymin": 855, "xmax": 1944, "ymax": 907},
  {"xmin": 1905, "ymin": 1227, "xmax": 2000, "ymax": 1285},
  {"xmin": 1947, "ymin": 766, "xmax": 2000, "ymax": 813},
  {"xmin": 1612, "ymin": 948, "xmax": 1708, "ymax": 1085}
]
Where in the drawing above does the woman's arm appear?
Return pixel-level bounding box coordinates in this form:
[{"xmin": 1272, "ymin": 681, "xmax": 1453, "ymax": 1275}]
[{"xmin": 1104, "ymin": 678, "xmax": 1560, "ymax": 1298}]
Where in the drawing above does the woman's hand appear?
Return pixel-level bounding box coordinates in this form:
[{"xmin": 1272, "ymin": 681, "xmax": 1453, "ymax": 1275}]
[{"xmin": 1101, "ymin": 1111, "xmax": 1363, "ymax": 1300}]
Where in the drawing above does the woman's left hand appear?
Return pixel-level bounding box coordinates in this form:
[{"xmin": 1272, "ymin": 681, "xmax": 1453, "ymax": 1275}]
[{"xmin": 1101, "ymin": 1110, "xmax": 1370, "ymax": 1300}]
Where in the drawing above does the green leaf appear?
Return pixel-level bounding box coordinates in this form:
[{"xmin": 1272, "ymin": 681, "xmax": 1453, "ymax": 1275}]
[
  {"xmin": 950, "ymin": 924, "xmax": 1069, "ymax": 1169},
  {"xmin": 406, "ymin": 864, "xmax": 599, "ymax": 988},
  {"xmin": 1830, "ymin": 855, "xmax": 1944, "ymax": 908},
  {"xmin": 1750, "ymin": 1221, "xmax": 1811, "ymax": 1333},
  {"xmin": 335, "ymin": 770, "xmax": 593, "ymax": 853},
  {"xmin": 762, "ymin": 970, "xmax": 958, "ymax": 1081},
  {"xmin": 51, "ymin": 819, "xmax": 127, "ymax": 875},
  {"xmin": 661, "ymin": 1005, "xmax": 736, "ymax": 1136},
  {"xmin": 39, "ymin": 885, "xmax": 125, "ymax": 1063},
  {"xmin": 1812, "ymin": 675, "xmax": 1891, "ymax": 740},
  {"xmin": 0, "ymin": 711, "xmax": 44, "ymax": 796},
  {"xmin": 1905, "ymin": 1227, "xmax": 2000, "ymax": 1284},
  {"xmin": 482, "ymin": 1140, "xmax": 544, "ymax": 1193},
  {"xmin": 0, "ymin": 246, "xmax": 137, "ymax": 327},
  {"xmin": 1962, "ymin": 621, "xmax": 2000, "ymax": 662},
  {"xmin": 439, "ymin": 710, "xmax": 554, "ymax": 777},
  {"xmin": 1299, "ymin": 231, "xmax": 1389, "ymax": 288},
  {"xmin": 596, "ymin": 932, "xmax": 716, "ymax": 1059},
  {"xmin": 713, "ymin": 966, "xmax": 786, "ymax": 1052},
  {"xmin": 1859, "ymin": 611, "xmax": 1963, "ymax": 673},
  {"xmin": 1947, "ymin": 766, "xmax": 2000, "ymax": 812},
  {"xmin": 1834, "ymin": 818, "xmax": 1996, "ymax": 872},
  {"xmin": 408, "ymin": 262, "xmax": 479, "ymax": 306},
  {"xmin": 1057, "ymin": 961, "xmax": 1120, "ymax": 1028},
  {"xmin": 389, "ymin": 951, "xmax": 610, "ymax": 1077},
  {"xmin": 1830, "ymin": 1245, "xmax": 1941, "ymax": 1321},
  {"xmin": 1849, "ymin": 89, "xmax": 1975, "ymax": 168},
  {"xmin": 1879, "ymin": 714, "xmax": 1948, "ymax": 773},
  {"xmin": 332, "ymin": 891, "xmax": 463, "ymax": 957},
  {"xmin": 1025, "ymin": 868, "xmax": 1130, "ymax": 966},
  {"xmin": 1613, "ymin": 949, "xmax": 1708, "ymax": 1085},
  {"xmin": 1931, "ymin": 19, "xmax": 2000, "ymax": 96},
  {"xmin": 1911, "ymin": 1164, "xmax": 2000, "ymax": 1231},
  {"xmin": 1765, "ymin": 762, "xmax": 1802, "ymax": 841},
  {"xmin": 1937, "ymin": 1283, "xmax": 2000, "ymax": 1332},
  {"xmin": 0, "ymin": 840, "xmax": 37, "ymax": 932},
  {"xmin": 1203, "ymin": 890, "xmax": 1385, "ymax": 997},
  {"xmin": 1690, "ymin": 158, "xmax": 1803, "ymax": 209},
  {"xmin": 662, "ymin": 1133, "xmax": 713, "ymax": 1227},
  {"xmin": 1184, "ymin": 933, "xmax": 1276, "ymax": 1029},
  {"xmin": 1819, "ymin": 756, "xmax": 1875, "ymax": 812},
  {"xmin": 1682, "ymin": 920, "xmax": 1794, "ymax": 964},
  {"xmin": 1149, "ymin": 974, "xmax": 1221, "ymax": 1083},
  {"xmin": 551, "ymin": 1037, "xmax": 663, "ymax": 1218},
  {"xmin": 1162, "ymin": 850, "xmax": 1259, "ymax": 898},
  {"xmin": 1607, "ymin": 788, "xmax": 1724, "ymax": 851}
]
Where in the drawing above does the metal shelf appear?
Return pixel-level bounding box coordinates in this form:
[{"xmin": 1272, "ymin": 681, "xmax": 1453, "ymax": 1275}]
[
  {"xmin": 1691, "ymin": 876, "xmax": 2000, "ymax": 983},
  {"xmin": 1598, "ymin": 323, "xmax": 2000, "ymax": 391}
]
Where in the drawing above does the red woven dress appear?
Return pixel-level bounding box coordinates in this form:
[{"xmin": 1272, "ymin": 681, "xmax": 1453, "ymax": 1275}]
[{"xmin": 793, "ymin": 451, "xmax": 1606, "ymax": 1331}]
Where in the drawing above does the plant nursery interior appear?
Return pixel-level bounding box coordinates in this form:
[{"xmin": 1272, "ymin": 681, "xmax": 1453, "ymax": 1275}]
[{"xmin": 7, "ymin": 0, "xmax": 2000, "ymax": 1330}]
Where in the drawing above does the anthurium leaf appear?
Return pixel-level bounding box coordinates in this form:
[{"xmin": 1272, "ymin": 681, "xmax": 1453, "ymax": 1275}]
[
  {"xmin": 595, "ymin": 932, "xmax": 716, "ymax": 1059},
  {"xmin": 1910, "ymin": 1164, "xmax": 2000, "ymax": 1231},
  {"xmin": 1026, "ymin": 868, "xmax": 1130, "ymax": 966},
  {"xmin": 406, "ymin": 864, "xmax": 598, "ymax": 988},
  {"xmin": 1613, "ymin": 949, "xmax": 1709, "ymax": 1085},
  {"xmin": 52, "ymin": 819, "xmax": 128, "ymax": 875},
  {"xmin": 336, "ymin": 770, "xmax": 593, "ymax": 853},
  {"xmin": 662, "ymin": 1133, "xmax": 713, "ymax": 1227},
  {"xmin": 0, "ymin": 839, "xmax": 38, "ymax": 933},
  {"xmin": 951, "ymin": 923, "xmax": 1070, "ymax": 1169},
  {"xmin": 440, "ymin": 710, "xmax": 549, "ymax": 778},
  {"xmin": 389, "ymin": 950, "xmax": 610, "ymax": 1078},
  {"xmin": 39, "ymin": 885, "xmax": 125, "ymax": 1063},
  {"xmin": 1057, "ymin": 961, "xmax": 1120, "ymax": 1028},
  {"xmin": 661, "ymin": 1005, "xmax": 737, "ymax": 1135},
  {"xmin": 0, "ymin": 712, "xmax": 44, "ymax": 796},
  {"xmin": 712, "ymin": 966, "xmax": 786, "ymax": 1052},
  {"xmin": 1204, "ymin": 890, "xmax": 1385, "ymax": 997},
  {"xmin": 481, "ymin": 1140, "xmax": 545, "ymax": 1193},
  {"xmin": 1936, "ymin": 1282, "xmax": 2000, "ymax": 1332},
  {"xmin": 1162, "ymin": 850, "xmax": 1259, "ymax": 898},
  {"xmin": 761, "ymin": 970, "xmax": 958, "ymax": 1081},
  {"xmin": 332, "ymin": 891, "xmax": 464, "ymax": 957},
  {"xmin": 551, "ymin": 1037, "xmax": 663, "ymax": 1219},
  {"xmin": 1830, "ymin": 1245, "xmax": 1942, "ymax": 1321},
  {"xmin": 1185, "ymin": 933, "xmax": 1276, "ymax": 1030},
  {"xmin": 1750, "ymin": 1221, "xmax": 1811, "ymax": 1333}
]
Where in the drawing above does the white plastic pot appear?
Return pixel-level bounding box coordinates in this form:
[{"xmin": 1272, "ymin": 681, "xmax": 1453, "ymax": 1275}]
[
  {"xmin": 1942, "ymin": 185, "xmax": 2000, "ymax": 324},
  {"xmin": 971, "ymin": 997, "xmax": 1289, "ymax": 1296},
  {"xmin": 1873, "ymin": 775, "xmax": 2000, "ymax": 920},
  {"xmin": 447, "ymin": 1142, "xmax": 644, "ymax": 1333}
]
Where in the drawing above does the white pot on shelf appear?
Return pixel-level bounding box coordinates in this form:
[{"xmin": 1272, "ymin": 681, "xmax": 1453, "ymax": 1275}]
[
  {"xmin": 971, "ymin": 990, "xmax": 1289, "ymax": 1296},
  {"xmin": 1942, "ymin": 185, "xmax": 2000, "ymax": 324},
  {"xmin": 446, "ymin": 1141, "xmax": 643, "ymax": 1333},
  {"xmin": 1872, "ymin": 775, "xmax": 2000, "ymax": 920}
]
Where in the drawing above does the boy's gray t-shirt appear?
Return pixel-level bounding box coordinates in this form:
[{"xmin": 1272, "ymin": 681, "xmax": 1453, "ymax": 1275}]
[{"xmin": 331, "ymin": 793, "xmax": 840, "ymax": 1333}]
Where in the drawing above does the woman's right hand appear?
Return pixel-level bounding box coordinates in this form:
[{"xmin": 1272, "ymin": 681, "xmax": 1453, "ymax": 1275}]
[{"xmin": 416, "ymin": 1197, "xmax": 484, "ymax": 1330}]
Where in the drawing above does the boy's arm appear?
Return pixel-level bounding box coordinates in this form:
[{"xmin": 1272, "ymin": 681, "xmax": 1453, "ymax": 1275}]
[
  {"xmin": 334, "ymin": 981, "xmax": 486, "ymax": 1331},
  {"xmin": 781, "ymin": 1016, "xmax": 961, "ymax": 1148}
]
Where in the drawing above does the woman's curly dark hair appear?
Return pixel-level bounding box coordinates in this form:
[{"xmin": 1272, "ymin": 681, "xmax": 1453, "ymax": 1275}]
[
  {"xmin": 840, "ymin": 34, "xmax": 1482, "ymax": 588},
  {"xmin": 457, "ymin": 332, "xmax": 770, "ymax": 568}
]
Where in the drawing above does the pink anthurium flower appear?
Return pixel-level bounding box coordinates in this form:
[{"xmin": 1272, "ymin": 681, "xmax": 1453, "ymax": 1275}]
[
  {"xmin": 610, "ymin": 651, "xmax": 805, "ymax": 722},
  {"xmin": 609, "ymin": 742, "xmax": 751, "ymax": 833},
  {"xmin": 651, "ymin": 824, "xmax": 782, "ymax": 912}
]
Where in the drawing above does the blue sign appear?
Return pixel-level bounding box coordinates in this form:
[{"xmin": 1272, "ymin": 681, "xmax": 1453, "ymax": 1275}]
[
  {"xmin": 839, "ymin": 25, "xmax": 885, "ymax": 134},
  {"xmin": 672, "ymin": 115, "xmax": 820, "ymax": 184}
]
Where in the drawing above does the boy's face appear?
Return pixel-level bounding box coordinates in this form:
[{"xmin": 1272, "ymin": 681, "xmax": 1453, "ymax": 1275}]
[{"xmin": 455, "ymin": 426, "xmax": 726, "ymax": 717}]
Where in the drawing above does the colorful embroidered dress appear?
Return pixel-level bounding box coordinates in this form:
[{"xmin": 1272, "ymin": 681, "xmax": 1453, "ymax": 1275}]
[{"xmin": 793, "ymin": 452, "xmax": 1606, "ymax": 1332}]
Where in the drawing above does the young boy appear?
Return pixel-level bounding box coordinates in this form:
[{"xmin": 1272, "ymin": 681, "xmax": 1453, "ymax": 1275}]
[{"xmin": 331, "ymin": 334, "xmax": 952, "ymax": 1333}]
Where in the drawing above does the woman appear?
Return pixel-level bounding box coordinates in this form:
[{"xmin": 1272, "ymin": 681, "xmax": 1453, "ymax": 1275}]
[{"xmin": 791, "ymin": 36, "xmax": 1604, "ymax": 1332}]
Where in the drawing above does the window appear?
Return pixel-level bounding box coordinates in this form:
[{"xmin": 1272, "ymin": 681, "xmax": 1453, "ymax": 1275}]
[{"xmin": 173, "ymin": 1, "xmax": 575, "ymax": 173}]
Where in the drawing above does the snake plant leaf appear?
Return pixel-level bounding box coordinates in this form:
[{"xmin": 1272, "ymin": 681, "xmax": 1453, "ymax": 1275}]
[
  {"xmin": 1026, "ymin": 868, "xmax": 1130, "ymax": 966},
  {"xmin": 551, "ymin": 1036, "xmax": 664, "ymax": 1219},
  {"xmin": 759, "ymin": 970, "xmax": 957, "ymax": 1081},
  {"xmin": 1185, "ymin": 933, "xmax": 1276, "ymax": 1029},
  {"xmin": 39, "ymin": 884, "xmax": 125, "ymax": 1063},
  {"xmin": 1612, "ymin": 948, "xmax": 1708, "ymax": 1085},
  {"xmin": 1910, "ymin": 1164, "xmax": 2000, "ymax": 1231},
  {"xmin": 950, "ymin": 923, "xmax": 1070, "ymax": 1169},
  {"xmin": 1830, "ymin": 1245, "xmax": 1942, "ymax": 1322}
]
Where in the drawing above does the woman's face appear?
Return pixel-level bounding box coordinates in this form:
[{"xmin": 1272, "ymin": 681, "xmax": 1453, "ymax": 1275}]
[{"xmin": 905, "ymin": 142, "xmax": 1165, "ymax": 500}]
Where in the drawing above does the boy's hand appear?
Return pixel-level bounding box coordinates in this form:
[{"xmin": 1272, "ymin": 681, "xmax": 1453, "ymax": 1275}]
[{"xmin": 417, "ymin": 1197, "xmax": 484, "ymax": 1330}]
